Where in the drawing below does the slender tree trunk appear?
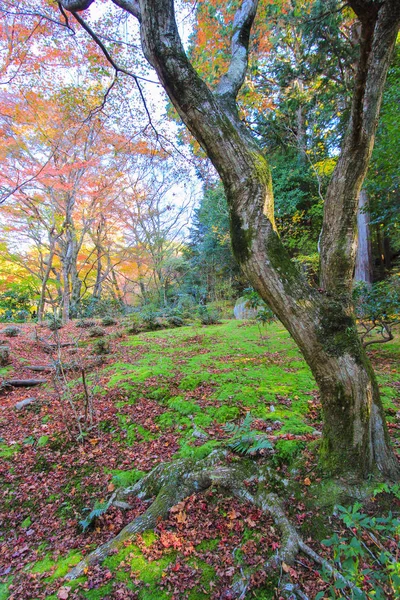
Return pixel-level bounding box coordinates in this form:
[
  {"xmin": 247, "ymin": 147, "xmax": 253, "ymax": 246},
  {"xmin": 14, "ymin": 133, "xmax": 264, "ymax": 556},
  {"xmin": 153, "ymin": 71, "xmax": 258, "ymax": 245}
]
[
  {"xmin": 38, "ymin": 249, "xmax": 56, "ymax": 322},
  {"xmin": 355, "ymin": 189, "xmax": 373, "ymax": 283},
  {"xmin": 61, "ymin": 265, "xmax": 70, "ymax": 324}
]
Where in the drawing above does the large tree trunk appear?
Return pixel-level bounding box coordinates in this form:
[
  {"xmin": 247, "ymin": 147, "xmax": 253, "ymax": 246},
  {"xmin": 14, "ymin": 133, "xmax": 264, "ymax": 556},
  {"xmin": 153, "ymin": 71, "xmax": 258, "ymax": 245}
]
[
  {"xmin": 133, "ymin": 0, "xmax": 399, "ymax": 479},
  {"xmin": 62, "ymin": 0, "xmax": 400, "ymax": 479}
]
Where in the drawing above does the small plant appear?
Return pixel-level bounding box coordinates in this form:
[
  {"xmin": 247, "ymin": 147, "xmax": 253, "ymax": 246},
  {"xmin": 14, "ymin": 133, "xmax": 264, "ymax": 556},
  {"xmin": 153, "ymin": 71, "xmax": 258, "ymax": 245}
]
[
  {"xmin": 243, "ymin": 288, "xmax": 275, "ymax": 338},
  {"xmin": 139, "ymin": 306, "xmax": 160, "ymax": 330},
  {"xmin": 101, "ymin": 315, "xmax": 117, "ymax": 327},
  {"xmin": 76, "ymin": 319, "xmax": 96, "ymax": 328},
  {"xmin": 167, "ymin": 315, "xmax": 184, "ymax": 327},
  {"xmin": 125, "ymin": 322, "xmax": 140, "ymax": 334},
  {"xmin": 197, "ymin": 305, "xmax": 221, "ymax": 325},
  {"xmin": 80, "ymin": 498, "xmax": 113, "ymax": 532},
  {"xmin": 317, "ymin": 502, "xmax": 400, "ymax": 599},
  {"xmin": 0, "ymin": 344, "xmax": 10, "ymax": 366},
  {"xmin": 2, "ymin": 325, "xmax": 21, "ymax": 337},
  {"xmin": 93, "ymin": 338, "xmax": 110, "ymax": 355},
  {"xmin": 88, "ymin": 326, "xmax": 105, "ymax": 337},
  {"xmin": 46, "ymin": 316, "xmax": 63, "ymax": 331},
  {"xmin": 224, "ymin": 413, "xmax": 273, "ymax": 455}
]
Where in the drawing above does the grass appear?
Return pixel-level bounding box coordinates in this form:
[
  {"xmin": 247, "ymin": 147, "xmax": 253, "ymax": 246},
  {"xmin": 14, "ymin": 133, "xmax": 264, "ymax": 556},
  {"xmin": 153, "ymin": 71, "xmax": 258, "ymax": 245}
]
[{"xmin": 1, "ymin": 319, "xmax": 399, "ymax": 600}]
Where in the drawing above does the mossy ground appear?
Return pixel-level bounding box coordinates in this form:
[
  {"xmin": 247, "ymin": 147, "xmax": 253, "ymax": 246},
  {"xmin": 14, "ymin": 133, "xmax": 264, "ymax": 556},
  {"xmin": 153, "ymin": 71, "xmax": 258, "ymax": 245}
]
[{"xmin": 0, "ymin": 320, "xmax": 399, "ymax": 599}]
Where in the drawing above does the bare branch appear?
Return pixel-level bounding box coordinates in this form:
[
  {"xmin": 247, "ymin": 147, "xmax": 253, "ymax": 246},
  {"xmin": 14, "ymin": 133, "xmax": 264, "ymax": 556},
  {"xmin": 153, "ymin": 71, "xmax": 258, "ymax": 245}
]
[{"xmin": 216, "ymin": 0, "xmax": 259, "ymax": 100}]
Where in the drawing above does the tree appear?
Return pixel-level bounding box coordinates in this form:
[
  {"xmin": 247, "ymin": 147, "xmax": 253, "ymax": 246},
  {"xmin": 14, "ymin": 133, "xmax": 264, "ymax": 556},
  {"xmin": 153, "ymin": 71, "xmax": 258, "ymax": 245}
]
[
  {"xmin": 55, "ymin": 0, "xmax": 399, "ymax": 481},
  {"xmin": 185, "ymin": 182, "xmax": 243, "ymax": 303}
]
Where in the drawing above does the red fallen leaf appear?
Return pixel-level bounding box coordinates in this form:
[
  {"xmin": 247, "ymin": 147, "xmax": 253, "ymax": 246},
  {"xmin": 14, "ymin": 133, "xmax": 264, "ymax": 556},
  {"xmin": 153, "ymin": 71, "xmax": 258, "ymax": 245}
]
[
  {"xmin": 57, "ymin": 587, "xmax": 71, "ymax": 599},
  {"xmin": 271, "ymin": 541, "xmax": 280, "ymax": 550},
  {"xmin": 304, "ymin": 477, "xmax": 311, "ymax": 486},
  {"xmin": 227, "ymin": 508, "xmax": 240, "ymax": 520},
  {"xmin": 12, "ymin": 545, "xmax": 29, "ymax": 557}
]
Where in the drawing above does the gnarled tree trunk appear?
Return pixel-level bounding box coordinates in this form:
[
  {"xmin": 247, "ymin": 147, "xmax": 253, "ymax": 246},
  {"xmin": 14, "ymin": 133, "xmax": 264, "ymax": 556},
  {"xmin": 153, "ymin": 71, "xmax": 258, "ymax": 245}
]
[{"xmin": 61, "ymin": 0, "xmax": 400, "ymax": 480}]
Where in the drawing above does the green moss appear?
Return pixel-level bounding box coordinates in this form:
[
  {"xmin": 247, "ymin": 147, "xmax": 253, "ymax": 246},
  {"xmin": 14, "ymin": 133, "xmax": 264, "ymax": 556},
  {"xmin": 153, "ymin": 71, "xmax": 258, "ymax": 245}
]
[
  {"xmin": 209, "ymin": 405, "xmax": 240, "ymax": 423},
  {"xmin": 168, "ymin": 396, "xmax": 200, "ymax": 415},
  {"xmin": 175, "ymin": 440, "xmax": 220, "ymax": 460},
  {"xmin": 21, "ymin": 516, "xmax": 31, "ymax": 528},
  {"xmin": 0, "ymin": 442, "xmax": 20, "ymax": 458},
  {"xmin": 83, "ymin": 583, "xmax": 113, "ymax": 599},
  {"xmin": 0, "ymin": 578, "xmax": 12, "ymax": 600},
  {"xmin": 157, "ymin": 411, "xmax": 191, "ymax": 428},
  {"xmin": 111, "ymin": 468, "xmax": 145, "ymax": 488},
  {"xmin": 180, "ymin": 374, "xmax": 209, "ymax": 391},
  {"xmin": 279, "ymin": 417, "xmax": 313, "ymax": 435},
  {"xmin": 37, "ymin": 435, "xmax": 50, "ymax": 447},
  {"xmin": 0, "ymin": 366, "xmax": 12, "ymax": 377},
  {"xmin": 274, "ymin": 439, "xmax": 305, "ymax": 464},
  {"xmin": 32, "ymin": 550, "xmax": 82, "ymax": 580},
  {"xmin": 318, "ymin": 301, "xmax": 363, "ymax": 361}
]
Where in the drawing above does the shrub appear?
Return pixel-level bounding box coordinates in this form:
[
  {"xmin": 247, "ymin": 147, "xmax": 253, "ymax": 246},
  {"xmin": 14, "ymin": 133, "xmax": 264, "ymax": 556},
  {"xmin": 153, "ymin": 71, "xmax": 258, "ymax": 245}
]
[
  {"xmin": 197, "ymin": 305, "xmax": 221, "ymax": 325},
  {"xmin": 101, "ymin": 316, "xmax": 118, "ymax": 327},
  {"xmin": 88, "ymin": 326, "xmax": 106, "ymax": 338},
  {"xmin": 15, "ymin": 310, "xmax": 30, "ymax": 323},
  {"xmin": 46, "ymin": 316, "xmax": 63, "ymax": 331},
  {"xmin": 354, "ymin": 275, "xmax": 400, "ymax": 347},
  {"xmin": 3, "ymin": 326, "xmax": 21, "ymax": 337},
  {"xmin": 167, "ymin": 316, "xmax": 184, "ymax": 327},
  {"xmin": 93, "ymin": 338, "xmax": 110, "ymax": 355},
  {"xmin": 78, "ymin": 295, "xmax": 124, "ymax": 318},
  {"xmin": 139, "ymin": 307, "xmax": 160, "ymax": 330},
  {"xmin": 317, "ymin": 501, "xmax": 400, "ymax": 599},
  {"xmin": 0, "ymin": 345, "xmax": 10, "ymax": 366},
  {"xmin": 76, "ymin": 319, "xmax": 96, "ymax": 328},
  {"xmin": 125, "ymin": 322, "xmax": 140, "ymax": 334}
]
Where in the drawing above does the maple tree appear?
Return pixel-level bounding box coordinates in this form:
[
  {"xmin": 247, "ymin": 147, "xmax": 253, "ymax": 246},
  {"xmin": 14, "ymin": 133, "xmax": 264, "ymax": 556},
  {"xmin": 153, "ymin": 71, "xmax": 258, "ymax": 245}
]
[{"xmin": 0, "ymin": 76, "xmax": 188, "ymax": 319}]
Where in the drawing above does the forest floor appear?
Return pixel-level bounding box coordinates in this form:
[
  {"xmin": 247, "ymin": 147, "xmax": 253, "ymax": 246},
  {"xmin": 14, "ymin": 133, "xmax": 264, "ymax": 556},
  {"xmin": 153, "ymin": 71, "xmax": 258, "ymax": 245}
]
[{"xmin": 0, "ymin": 319, "xmax": 399, "ymax": 600}]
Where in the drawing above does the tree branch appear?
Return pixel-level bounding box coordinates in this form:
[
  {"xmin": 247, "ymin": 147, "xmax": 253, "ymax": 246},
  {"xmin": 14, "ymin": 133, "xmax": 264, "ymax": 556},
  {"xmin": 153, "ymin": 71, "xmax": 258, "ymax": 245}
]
[
  {"xmin": 59, "ymin": 0, "xmax": 95, "ymax": 11},
  {"xmin": 216, "ymin": 0, "xmax": 259, "ymax": 101},
  {"xmin": 319, "ymin": 1, "xmax": 400, "ymax": 295},
  {"xmin": 111, "ymin": 0, "xmax": 141, "ymax": 22}
]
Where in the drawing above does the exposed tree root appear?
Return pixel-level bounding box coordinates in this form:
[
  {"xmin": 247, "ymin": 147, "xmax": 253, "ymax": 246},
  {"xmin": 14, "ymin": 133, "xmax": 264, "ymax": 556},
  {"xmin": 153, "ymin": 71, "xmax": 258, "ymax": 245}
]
[{"xmin": 64, "ymin": 451, "xmax": 363, "ymax": 598}]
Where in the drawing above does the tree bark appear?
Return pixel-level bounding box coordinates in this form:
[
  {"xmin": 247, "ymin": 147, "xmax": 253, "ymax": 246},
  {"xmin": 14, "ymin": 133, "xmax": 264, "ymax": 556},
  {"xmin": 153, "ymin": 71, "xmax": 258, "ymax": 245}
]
[{"xmin": 62, "ymin": 0, "xmax": 400, "ymax": 479}]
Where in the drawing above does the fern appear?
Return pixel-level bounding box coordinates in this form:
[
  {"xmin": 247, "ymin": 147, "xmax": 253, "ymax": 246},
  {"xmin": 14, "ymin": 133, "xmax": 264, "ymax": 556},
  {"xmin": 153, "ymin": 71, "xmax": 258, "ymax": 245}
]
[
  {"xmin": 80, "ymin": 499, "xmax": 112, "ymax": 532},
  {"xmin": 224, "ymin": 413, "xmax": 273, "ymax": 456}
]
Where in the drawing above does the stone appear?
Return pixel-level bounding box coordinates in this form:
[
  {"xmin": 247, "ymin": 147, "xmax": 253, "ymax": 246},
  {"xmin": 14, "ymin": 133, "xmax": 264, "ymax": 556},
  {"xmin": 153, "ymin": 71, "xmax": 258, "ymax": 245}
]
[
  {"xmin": 15, "ymin": 397, "xmax": 36, "ymax": 410},
  {"xmin": 233, "ymin": 297, "xmax": 259, "ymax": 320},
  {"xmin": 0, "ymin": 345, "xmax": 10, "ymax": 366}
]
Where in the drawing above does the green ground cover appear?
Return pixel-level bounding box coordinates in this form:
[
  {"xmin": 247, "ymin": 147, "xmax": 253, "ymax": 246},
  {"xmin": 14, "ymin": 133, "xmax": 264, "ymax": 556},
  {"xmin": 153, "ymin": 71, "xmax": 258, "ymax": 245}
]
[{"xmin": 0, "ymin": 320, "xmax": 398, "ymax": 599}]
